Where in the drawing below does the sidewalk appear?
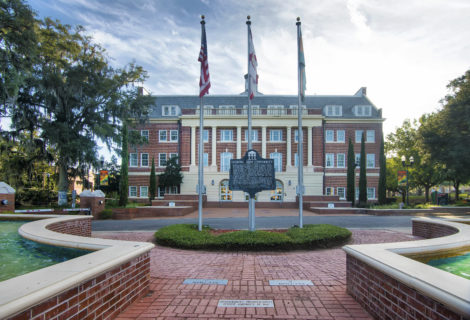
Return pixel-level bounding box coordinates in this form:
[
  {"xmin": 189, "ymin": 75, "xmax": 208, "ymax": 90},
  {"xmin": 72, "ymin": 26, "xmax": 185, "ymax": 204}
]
[{"xmin": 95, "ymin": 229, "xmax": 420, "ymax": 319}]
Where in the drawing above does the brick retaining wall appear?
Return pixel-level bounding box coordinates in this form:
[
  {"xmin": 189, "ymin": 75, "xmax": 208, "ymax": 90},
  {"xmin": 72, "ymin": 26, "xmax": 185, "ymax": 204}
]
[
  {"xmin": 9, "ymin": 253, "xmax": 150, "ymax": 320},
  {"xmin": 346, "ymin": 255, "xmax": 465, "ymax": 320},
  {"xmin": 46, "ymin": 218, "xmax": 92, "ymax": 237},
  {"xmin": 412, "ymin": 220, "xmax": 458, "ymax": 239}
]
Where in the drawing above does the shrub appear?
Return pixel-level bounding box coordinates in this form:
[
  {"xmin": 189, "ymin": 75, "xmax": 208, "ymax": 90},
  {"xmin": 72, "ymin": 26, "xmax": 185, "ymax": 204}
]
[
  {"xmin": 99, "ymin": 208, "xmax": 114, "ymax": 219},
  {"xmin": 154, "ymin": 224, "xmax": 351, "ymax": 251}
]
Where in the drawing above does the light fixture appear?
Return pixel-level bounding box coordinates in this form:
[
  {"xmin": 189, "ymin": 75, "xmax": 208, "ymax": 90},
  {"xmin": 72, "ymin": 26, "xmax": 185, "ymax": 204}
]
[
  {"xmin": 211, "ymin": 180, "xmax": 214, "ymax": 185},
  {"xmin": 288, "ymin": 180, "xmax": 291, "ymax": 186}
]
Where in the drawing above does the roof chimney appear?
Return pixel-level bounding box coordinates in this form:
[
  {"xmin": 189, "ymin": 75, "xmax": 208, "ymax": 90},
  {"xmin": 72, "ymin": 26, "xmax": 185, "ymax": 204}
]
[{"xmin": 241, "ymin": 74, "xmax": 262, "ymax": 96}]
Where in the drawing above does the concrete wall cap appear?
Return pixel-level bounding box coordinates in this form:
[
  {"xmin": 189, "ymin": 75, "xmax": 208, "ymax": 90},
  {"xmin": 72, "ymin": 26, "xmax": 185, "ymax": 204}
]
[
  {"xmin": 0, "ymin": 182, "xmax": 15, "ymax": 194},
  {"xmin": 92, "ymin": 190, "xmax": 105, "ymax": 197},
  {"xmin": 79, "ymin": 189, "xmax": 94, "ymax": 197}
]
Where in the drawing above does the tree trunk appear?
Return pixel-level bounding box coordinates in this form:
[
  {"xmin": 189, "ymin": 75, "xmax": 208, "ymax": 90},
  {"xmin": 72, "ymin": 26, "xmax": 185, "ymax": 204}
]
[
  {"xmin": 58, "ymin": 163, "xmax": 68, "ymax": 205},
  {"xmin": 454, "ymin": 180, "xmax": 460, "ymax": 200},
  {"xmin": 424, "ymin": 185, "xmax": 430, "ymax": 203}
]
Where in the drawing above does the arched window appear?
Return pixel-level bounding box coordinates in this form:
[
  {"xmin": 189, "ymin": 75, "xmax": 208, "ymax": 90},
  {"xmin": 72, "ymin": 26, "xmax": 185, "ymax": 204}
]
[
  {"xmin": 270, "ymin": 180, "xmax": 283, "ymax": 201},
  {"xmin": 220, "ymin": 180, "xmax": 232, "ymax": 201},
  {"xmin": 220, "ymin": 152, "xmax": 233, "ymax": 172},
  {"xmin": 270, "ymin": 152, "xmax": 282, "ymax": 172}
]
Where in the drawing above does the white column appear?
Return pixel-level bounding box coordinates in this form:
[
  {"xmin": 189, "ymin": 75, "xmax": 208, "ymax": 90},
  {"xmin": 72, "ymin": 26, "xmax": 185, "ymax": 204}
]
[
  {"xmin": 191, "ymin": 126, "xmax": 196, "ymax": 166},
  {"xmin": 237, "ymin": 126, "xmax": 242, "ymax": 158},
  {"xmin": 286, "ymin": 126, "xmax": 292, "ymax": 167},
  {"xmin": 211, "ymin": 126, "xmax": 217, "ymax": 167},
  {"xmin": 262, "ymin": 126, "xmax": 267, "ymax": 158},
  {"xmin": 308, "ymin": 126, "xmax": 313, "ymax": 167}
]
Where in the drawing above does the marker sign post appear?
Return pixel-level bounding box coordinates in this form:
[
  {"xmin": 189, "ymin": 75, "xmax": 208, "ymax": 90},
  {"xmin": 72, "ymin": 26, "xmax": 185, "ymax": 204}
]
[{"xmin": 229, "ymin": 150, "xmax": 276, "ymax": 198}]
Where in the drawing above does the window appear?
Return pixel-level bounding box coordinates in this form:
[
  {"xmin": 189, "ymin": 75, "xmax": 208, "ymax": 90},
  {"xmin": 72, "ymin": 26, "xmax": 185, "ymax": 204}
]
[
  {"xmin": 244, "ymin": 129, "xmax": 258, "ymax": 142},
  {"xmin": 129, "ymin": 153, "xmax": 138, "ymax": 167},
  {"xmin": 337, "ymin": 130, "xmax": 345, "ymax": 143},
  {"xmin": 337, "ymin": 187, "xmax": 346, "ymax": 200},
  {"xmin": 325, "ymin": 105, "xmax": 342, "ymax": 116},
  {"xmin": 366, "ymin": 130, "xmax": 375, "ymax": 143},
  {"xmin": 220, "ymin": 152, "xmax": 233, "ymax": 172},
  {"xmin": 325, "ymin": 130, "xmax": 334, "ymax": 142},
  {"xmin": 354, "ymin": 105, "xmax": 372, "ymax": 116},
  {"xmin": 245, "ymin": 193, "xmax": 258, "ymax": 201},
  {"xmin": 270, "ymin": 180, "xmax": 283, "ymax": 201},
  {"xmin": 140, "ymin": 186, "xmax": 148, "ymax": 198},
  {"xmin": 355, "ymin": 130, "xmax": 364, "ymax": 143},
  {"xmin": 337, "ymin": 153, "xmax": 346, "ymax": 168},
  {"xmin": 355, "ymin": 187, "xmax": 360, "ymax": 200},
  {"xmin": 170, "ymin": 130, "xmax": 178, "ymax": 142},
  {"xmin": 367, "ymin": 187, "xmax": 376, "ymax": 199},
  {"xmin": 270, "ymin": 129, "xmax": 282, "ymax": 142},
  {"xmin": 129, "ymin": 186, "xmax": 137, "ymax": 197},
  {"xmin": 325, "ymin": 153, "xmax": 334, "ymax": 168},
  {"xmin": 367, "ymin": 154, "xmax": 375, "ymax": 168},
  {"xmin": 267, "ymin": 105, "xmax": 285, "ymax": 116},
  {"xmin": 159, "ymin": 153, "xmax": 167, "ymax": 167},
  {"xmin": 198, "ymin": 104, "xmax": 213, "ymax": 115},
  {"xmin": 220, "ymin": 129, "xmax": 233, "ymax": 142},
  {"xmin": 219, "ymin": 105, "xmax": 236, "ymax": 115},
  {"xmin": 289, "ymin": 105, "xmax": 307, "ymax": 115},
  {"xmin": 203, "ymin": 153, "xmax": 208, "ymax": 167},
  {"xmin": 294, "ymin": 153, "xmax": 298, "ymax": 167},
  {"xmin": 169, "ymin": 153, "xmax": 178, "ymax": 163},
  {"xmin": 355, "ymin": 154, "xmax": 361, "ymax": 167},
  {"xmin": 141, "ymin": 130, "xmax": 149, "ymax": 142},
  {"xmin": 203, "ymin": 129, "xmax": 209, "ymax": 142},
  {"xmin": 243, "ymin": 105, "xmax": 260, "ymax": 115},
  {"xmin": 294, "ymin": 129, "xmax": 300, "ymax": 143},
  {"xmin": 159, "ymin": 130, "xmax": 167, "ymax": 142},
  {"xmin": 326, "ymin": 187, "xmax": 334, "ymax": 196},
  {"xmin": 270, "ymin": 152, "xmax": 282, "ymax": 172},
  {"xmin": 162, "ymin": 105, "xmax": 178, "ymax": 116},
  {"xmin": 141, "ymin": 153, "xmax": 149, "ymax": 167},
  {"xmin": 220, "ymin": 180, "xmax": 232, "ymax": 201}
]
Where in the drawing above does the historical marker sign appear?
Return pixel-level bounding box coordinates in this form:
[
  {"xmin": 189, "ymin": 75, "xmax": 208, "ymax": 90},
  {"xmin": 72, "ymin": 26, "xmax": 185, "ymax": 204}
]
[
  {"xmin": 269, "ymin": 280, "xmax": 313, "ymax": 286},
  {"xmin": 229, "ymin": 150, "xmax": 276, "ymax": 198},
  {"xmin": 183, "ymin": 279, "xmax": 228, "ymax": 285},
  {"xmin": 218, "ymin": 300, "xmax": 274, "ymax": 308}
]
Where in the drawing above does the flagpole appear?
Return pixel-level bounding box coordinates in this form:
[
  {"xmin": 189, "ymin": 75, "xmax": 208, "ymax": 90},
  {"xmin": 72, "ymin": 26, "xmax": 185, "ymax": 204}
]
[
  {"xmin": 247, "ymin": 15, "xmax": 255, "ymax": 231},
  {"xmin": 198, "ymin": 15, "xmax": 207, "ymax": 232},
  {"xmin": 296, "ymin": 17, "xmax": 304, "ymax": 228}
]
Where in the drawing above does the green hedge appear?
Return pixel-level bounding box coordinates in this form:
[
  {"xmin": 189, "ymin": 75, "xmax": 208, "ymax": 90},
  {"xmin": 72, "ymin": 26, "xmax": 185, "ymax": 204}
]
[{"xmin": 154, "ymin": 224, "xmax": 352, "ymax": 251}]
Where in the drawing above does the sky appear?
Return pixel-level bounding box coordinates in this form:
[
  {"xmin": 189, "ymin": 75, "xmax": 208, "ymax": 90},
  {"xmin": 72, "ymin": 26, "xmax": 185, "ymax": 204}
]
[{"xmin": 27, "ymin": 0, "xmax": 470, "ymax": 142}]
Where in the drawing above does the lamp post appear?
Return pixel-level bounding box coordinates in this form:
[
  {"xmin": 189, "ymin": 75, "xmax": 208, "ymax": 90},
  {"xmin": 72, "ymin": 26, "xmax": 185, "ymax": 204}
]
[{"xmin": 401, "ymin": 155, "xmax": 414, "ymax": 206}]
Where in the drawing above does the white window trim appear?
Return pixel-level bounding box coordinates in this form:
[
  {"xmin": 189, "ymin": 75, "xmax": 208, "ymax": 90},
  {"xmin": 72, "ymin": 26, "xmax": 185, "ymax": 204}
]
[
  {"xmin": 366, "ymin": 130, "xmax": 375, "ymax": 143},
  {"xmin": 337, "ymin": 153, "xmax": 346, "ymax": 168},
  {"xmin": 270, "ymin": 129, "xmax": 283, "ymax": 142},
  {"xmin": 267, "ymin": 105, "xmax": 286, "ymax": 116},
  {"xmin": 325, "ymin": 130, "xmax": 334, "ymax": 143},
  {"xmin": 203, "ymin": 153, "xmax": 209, "ymax": 167},
  {"xmin": 170, "ymin": 130, "xmax": 179, "ymax": 142},
  {"xmin": 203, "ymin": 129, "xmax": 209, "ymax": 142},
  {"xmin": 337, "ymin": 187, "xmax": 346, "ymax": 200},
  {"xmin": 270, "ymin": 152, "xmax": 283, "ymax": 172},
  {"xmin": 244, "ymin": 129, "xmax": 259, "ymax": 142},
  {"xmin": 355, "ymin": 130, "xmax": 364, "ymax": 143},
  {"xmin": 129, "ymin": 186, "xmax": 137, "ymax": 197},
  {"xmin": 141, "ymin": 153, "xmax": 149, "ymax": 167},
  {"xmin": 326, "ymin": 153, "xmax": 335, "ymax": 168},
  {"xmin": 162, "ymin": 105, "xmax": 178, "ymax": 116},
  {"xmin": 354, "ymin": 105, "xmax": 372, "ymax": 117},
  {"xmin": 159, "ymin": 130, "xmax": 168, "ymax": 142},
  {"xmin": 325, "ymin": 105, "xmax": 342, "ymax": 117},
  {"xmin": 337, "ymin": 130, "xmax": 345, "ymax": 143},
  {"xmin": 220, "ymin": 152, "xmax": 233, "ymax": 172},
  {"xmin": 141, "ymin": 130, "xmax": 149, "ymax": 141},
  {"xmin": 326, "ymin": 187, "xmax": 334, "ymax": 196},
  {"xmin": 220, "ymin": 129, "xmax": 234, "ymax": 142},
  {"xmin": 242, "ymin": 105, "xmax": 260, "ymax": 115},
  {"xmin": 355, "ymin": 154, "xmax": 361, "ymax": 168},
  {"xmin": 367, "ymin": 153, "xmax": 375, "ymax": 168},
  {"xmin": 140, "ymin": 186, "xmax": 148, "ymax": 198},
  {"xmin": 289, "ymin": 105, "xmax": 307, "ymax": 115},
  {"xmin": 129, "ymin": 153, "xmax": 138, "ymax": 167},
  {"xmin": 159, "ymin": 153, "xmax": 167, "ymax": 167},
  {"xmin": 367, "ymin": 187, "xmax": 376, "ymax": 200}
]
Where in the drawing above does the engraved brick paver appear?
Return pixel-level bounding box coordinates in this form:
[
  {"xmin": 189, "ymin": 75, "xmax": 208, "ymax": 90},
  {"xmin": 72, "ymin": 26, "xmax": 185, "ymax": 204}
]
[{"xmin": 96, "ymin": 229, "xmax": 419, "ymax": 319}]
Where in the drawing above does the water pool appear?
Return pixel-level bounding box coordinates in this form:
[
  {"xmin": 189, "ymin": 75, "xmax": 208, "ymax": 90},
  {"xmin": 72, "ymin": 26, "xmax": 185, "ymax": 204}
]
[
  {"xmin": 0, "ymin": 221, "xmax": 90, "ymax": 282},
  {"xmin": 426, "ymin": 250, "xmax": 470, "ymax": 280}
]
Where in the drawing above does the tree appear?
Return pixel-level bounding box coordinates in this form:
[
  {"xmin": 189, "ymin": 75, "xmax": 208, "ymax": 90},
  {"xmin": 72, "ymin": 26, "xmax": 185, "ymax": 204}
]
[
  {"xmin": 119, "ymin": 124, "xmax": 128, "ymax": 206},
  {"xmin": 0, "ymin": 0, "xmax": 37, "ymax": 114},
  {"xmin": 421, "ymin": 70, "xmax": 470, "ymax": 200},
  {"xmin": 378, "ymin": 135, "xmax": 387, "ymax": 204},
  {"xmin": 159, "ymin": 156, "xmax": 183, "ymax": 193},
  {"xmin": 5, "ymin": 13, "xmax": 154, "ymax": 205},
  {"xmin": 149, "ymin": 157, "xmax": 156, "ymax": 201},
  {"xmin": 346, "ymin": 138, "xmax": 355, "ymax": 206},
  {"xmin": 358, "ymin": 133, "xmax": 367, "ymax": 206}
]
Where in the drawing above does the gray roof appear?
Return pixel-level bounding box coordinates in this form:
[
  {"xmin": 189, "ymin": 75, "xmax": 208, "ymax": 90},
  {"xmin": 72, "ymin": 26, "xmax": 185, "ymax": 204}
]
[{"xmin": 147, "ymin": 88, "xmax": 381, "ymax": 119}]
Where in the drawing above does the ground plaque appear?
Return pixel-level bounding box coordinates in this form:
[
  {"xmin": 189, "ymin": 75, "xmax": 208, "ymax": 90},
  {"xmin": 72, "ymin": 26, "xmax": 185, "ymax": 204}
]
[
  {"xmin": 218, "ymin": 300, "xmax": 274, "ymax": 308},
  {"xmin": 229, "ymin": 150, "xmax": 275, "ymax": 197},
  {"xmin": 269, "ymin": 280, "xmax": 313, "ymax": 286},
  {"xmin": 183, "ymin": 279, "xmax": 228, "ymax": 285}
]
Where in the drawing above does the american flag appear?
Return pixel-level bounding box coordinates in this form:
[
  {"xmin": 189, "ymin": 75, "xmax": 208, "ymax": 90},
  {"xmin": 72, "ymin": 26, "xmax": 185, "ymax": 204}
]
[
  {"xmin": 298, "ymin": 27, "xmax": 306, "ymax": 102},
  {"xmin": 248, "ymin": 26, "xmax": 258, "ymax": 100},
  {"xmin": 198, "ymin": 20, "xmax": 210, "ymax": 97}
]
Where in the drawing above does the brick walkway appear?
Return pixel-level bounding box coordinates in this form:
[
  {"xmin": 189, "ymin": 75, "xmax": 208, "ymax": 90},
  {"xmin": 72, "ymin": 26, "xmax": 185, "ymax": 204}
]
[{"xmin": 94, "ymin": 230, "xmax": 419, "ymax": 319}]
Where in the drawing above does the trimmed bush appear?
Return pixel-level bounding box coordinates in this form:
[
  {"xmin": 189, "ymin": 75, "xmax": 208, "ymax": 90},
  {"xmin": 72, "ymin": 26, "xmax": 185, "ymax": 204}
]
[{"xmin": 154, "ymin": 224, "xmax": 352, "ymax": 251}]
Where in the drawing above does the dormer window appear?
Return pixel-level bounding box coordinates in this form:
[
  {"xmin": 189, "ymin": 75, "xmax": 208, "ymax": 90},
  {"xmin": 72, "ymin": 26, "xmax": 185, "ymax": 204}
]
[
  {"xmin": 162, "ymin": 105, "xmax": 179, "ymax": 116},
  {"xmin": 354, "ymin": 105, "xmax": 372, "ymax": 117},
  {"xmin": 325, "ymin": 105, "xmax": 342, "ymax": 117}
]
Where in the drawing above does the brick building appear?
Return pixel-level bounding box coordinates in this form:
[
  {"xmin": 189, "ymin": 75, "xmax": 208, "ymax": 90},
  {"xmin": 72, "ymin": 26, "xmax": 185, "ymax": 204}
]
[{"xmin": 128, "ymin": 84, "xmax": 383, "ymax": 206}]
